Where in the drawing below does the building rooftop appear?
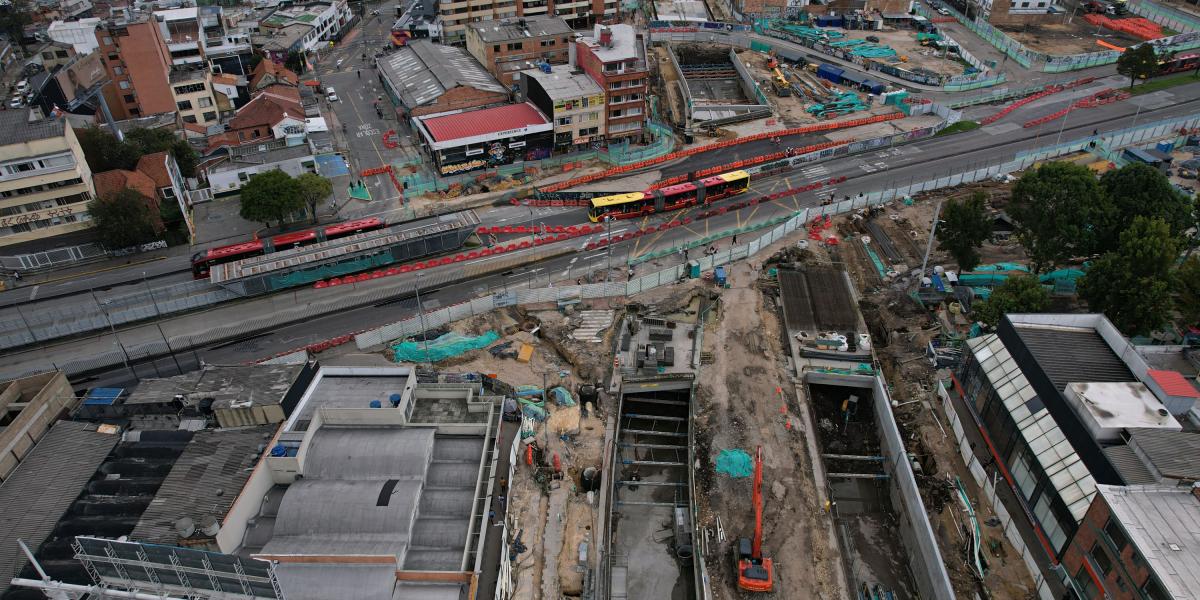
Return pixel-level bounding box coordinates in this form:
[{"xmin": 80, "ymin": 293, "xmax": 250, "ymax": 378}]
[
  {"xmin": 1126, "ymin": 428, "xmax": 1200, "ymax": 482},
  {"xmin": 255, "ymin": 22, "xmax": 313, "ymax": 51},
  {"xmin": 228, "ymin": 85, "xmax": 303, "ymax": 131},
  {"xmin": 0, "ymin": 110, "xmax": 67, "ymax": 146},
  {"xmin": 154, "ymin": 6, "xmax": 198, "ymax": 20},
  {"xmin": 129, "ymin": 426, "xmax": 277, "ymax": 546},
  {"xmin": 418, "ymin": 102, "xmax": 549, "ymax": 144},
  {"xmin": 93, "ymin": 168, "xmax": 159, "ymax": 201},
  {"xmin": 378, "ymin": 40, "xmax": 506, "ymax": 109},
  {"xmin": 653, "ymin": 0, "xmax": 709, "ymax": 21},
  {"xmin": 0, "ymin": 421, "xmax": 120, "ymax": 595},
  {"xmin": 579, "ymin": 23, "xmax": 643, "ymax": 63},
  {"xmin": 123, "ymin": 364, "xmax": 305, "ymax": 408},
  {"xmin": 1146, "ymin": 369, "xmax": 1200, "ymax": 399},
  {"xmin": 466, "ymin": 15, "xmax": 571, "ymax": 43},
  {"xmin": 210, "ymin": 144, "xmax": 315, "ymax": 173},
  {"xmin": 1012, "ymin": 323, "xmax": 1136, "ymax": 391},
  {"xmin": 286, "ymin": 367, "xmax": 413, "ymax": 432},
  {"xmin": 46, "ymin": 18, "xmax": 102, "ymax": 54},
  {"xmin": 1063, "ymin": 381, "xmax": 1180, "ymax": 440},
  {"xmin": 967, "ymin": 334, "xmax": 1097, "ymax": 521},
  {"xmin": 1096, "ymin": 484, "xmax": 1200, "ymax": 599},
  {"xmin": 520, "ymin": 64, "xmax": 603, "ymax": 100},
  {"xmin": 136, "ymin": 151, "xmax": 175, "ymax": 189}
]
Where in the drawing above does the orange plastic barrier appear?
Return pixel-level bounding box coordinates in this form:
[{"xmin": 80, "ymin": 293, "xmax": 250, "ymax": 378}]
[{"xmin": 1096, "ymin": 39, "xmax": 1126, "ymax": 52}]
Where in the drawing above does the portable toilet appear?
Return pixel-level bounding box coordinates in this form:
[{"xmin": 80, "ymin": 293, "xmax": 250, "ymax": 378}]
[
  {"xmin": 688, "ymin": 260, "xmax": 700, "ymax": 278},
  {"xmin": 714, "ymin": 266, "xmax": 727, "ymax": 287}
]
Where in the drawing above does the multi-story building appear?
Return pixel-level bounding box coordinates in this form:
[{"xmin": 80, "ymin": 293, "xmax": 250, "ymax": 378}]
[
  {"xmin": 0, "ymin": 111, "xmax": 96, "ymax": 249},
  {"xmin": 169, "ymin": 68, "xmax": 221, "ymax": 126},
  {"xmin": 258, "ymin": 0, "xmax": 353, "ymax": 53},
  {"xmin": 519, "ymin": 64, "xmax": 605, "ymax": 149},
  {"xmin": 465, "ymin": 16, "xmax": 573, "ymax": 87},
  {"xmin": 1062, "ymin": 484, "xmax": 1200, "ymax": 600},
  {"xmin": 439, "ymin": 0, "xmax": 614, "ymax": 45},
  {"xmin": 953, "ymin": 313, "xmax": 1199, "ymax": 559},
  {"xmin": 377, "ymin": 40, "xmax": 509, "ymax": 119},
  {"xmin": 735, "ymin": 0, "xmax": 788, "ymax": 18},
  {"xmin": 96, "ymin": 17, "xmax": 177, "ymax": 119},
  {"xmin": 574, "ymin": 24, "xmax": 647, "ymax": 142}
]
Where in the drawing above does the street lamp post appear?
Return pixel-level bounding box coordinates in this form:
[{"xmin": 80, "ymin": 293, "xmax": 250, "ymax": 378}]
[
  {"xmin": 91, "ymin": 290, "xmax": 136, "ymax": 381},
  {"xmin": 156, "ymin": 322, "xmax": 182, "ymax": 374},
  {"xmin": 14, "ymin": 303, "xmax": 37, "ymax": 343},
  {"xmin": 413, "ymin": 273, "xmax": 431, "ymax": 366}
]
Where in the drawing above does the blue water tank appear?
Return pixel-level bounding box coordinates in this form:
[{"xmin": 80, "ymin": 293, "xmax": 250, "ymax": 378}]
[
  {"xmin": 540, "ymin": 62, "xmax": 553, "ymax": 74},
  {"xmin": 389, "ymin": 393, "xmax": 403, "ymax": 407},
  {"xmin": 369, "ymin": 400, "xmax": 383, "ymax": 408},
  {"xmin": 270, "ymin": 444, "xmax": 287, "ymax": 457}
]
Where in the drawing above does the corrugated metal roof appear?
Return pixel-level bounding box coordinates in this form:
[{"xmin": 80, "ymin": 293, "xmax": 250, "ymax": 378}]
[
  {"xmin": 967, "ymin": 335, "xmax": 1096, "ymax": 521},
  {"xmin": 1013, "ymin": 325, "xmax": 1135, "ymax": 391},
  {"xmin": 1146, "ymin": 369, "xmax": 1200, "ymax": 398},
  {"xmin": 275, "ymin": 563, "xmax": 400, "ymax": 600},
  {"xmin": 1097, "ymin": 484, "xmax": 1200, "ymax": 599},
  {"xmin": 1102, "ymin": 445, "xmax": 1157, "ymax": 485},
  {"xmin": 0, "ymin": 109, "xmax": 67, "ymax": 146},
  {"xmin": 1127, "ymin": 428, "xmax": 1200, "ymax": 481},
  {"xmin": 129, "ymin": 426, "xmax": 277, "ymax": 546},
  {"xmin": 419, "ymin": 102, "xmax": 549, "ymax": 143},
  {"xmin": 379, "ymin": 40, "xmax": 506, "ymax": 109},
  {"xmin": 0, "ymin": 421, "xmax": 118, "ymax": 594}
]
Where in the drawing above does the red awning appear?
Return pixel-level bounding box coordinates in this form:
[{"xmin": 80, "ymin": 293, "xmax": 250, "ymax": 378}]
[{"xmin": 420, "ymin": 103, "xmax": 549, "ymax": 143}]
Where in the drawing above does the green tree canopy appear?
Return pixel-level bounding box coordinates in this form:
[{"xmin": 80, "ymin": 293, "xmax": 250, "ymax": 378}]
[
  {"xmin": 124, "ymin": 127, "xmax": 199, "ymax": 178},
  {"xmin": 1176, "ymin": 256, "xmax": 1200, "ymax": 327},
  {"xmin": 1008, "ymin": 161, "xmax": 1106, "ymax": 272},
  {"xmin": 295, "ymin": 172, "xmax": 334, "ymax": 224},
  {"xmin": 239, "ymin": 170, "xmax": 304, "ymax": 228},
  {"xmin": 1078, "ymin": 216, "xmax": 1179, "ymax": 336},
  {"xmin": 971, "ymin": 275, "xmax": 1051, "ymax": 328},
  {"xmin": 76, "ymin": 127, "xmax": 199, "ymax": 178},
  {"xmin": 936, "ymin": 191, "xmax": 993, "ymax": 271},
  {"xmin": 1097, "ymin": 162, "xmax": 1196, "ymax": 249},
  {"xmin": 88, "ymin": 188, "xmax": 162, "ymax": 250},
  {"xmin": 1116, "ymin": 43, "xmax": 1158, "ymax": 89},
  {"xmin": 0, "ymin": 0, "xmax": 32, "ymax": 49}
]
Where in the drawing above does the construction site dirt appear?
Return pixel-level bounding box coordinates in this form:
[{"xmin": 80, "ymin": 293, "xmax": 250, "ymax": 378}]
[{"xmin": 1000, "ymin": 20, "xmax": 1144, "ymax": 55}]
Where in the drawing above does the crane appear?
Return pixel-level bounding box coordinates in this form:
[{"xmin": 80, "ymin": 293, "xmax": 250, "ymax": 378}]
[{"xmin": 736, "ymin": 446, "xmax": 774, "ymax": 593}]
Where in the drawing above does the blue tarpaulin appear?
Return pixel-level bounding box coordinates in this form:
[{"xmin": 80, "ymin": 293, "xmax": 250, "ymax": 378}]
[{"xmin": 715, "ymin": 449, "xmax": 754, "ymax": 478}]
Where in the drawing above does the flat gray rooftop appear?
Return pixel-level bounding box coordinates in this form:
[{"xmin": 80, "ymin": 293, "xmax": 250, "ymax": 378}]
[
  {"xmin": 292, "ymin": 374, "xmax": 411, "ymax": 431},
  {"xmin": 124, "ymin": 364, "xmax": 303, "ymax": 407}
]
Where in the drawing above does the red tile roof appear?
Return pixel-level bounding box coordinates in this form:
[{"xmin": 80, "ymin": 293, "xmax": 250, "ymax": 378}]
[
  {"xmin": 420, "ymin": 103, "xmax": 549, "ymax": 143},
  {"xmin": 135, "ymin": 152, "xmax": 173, "ymax": 189},
  {"xmin": 93, "ymin": 169, "xmax": 159, "ymax": 202},
  {"xmin": 250, "ymin": 59, "xmax": 299, "ymax": 90},
  {"xmin": 1146, "ymin": 369, "xmax": 1200, "ymax": 398},
  {"xmin": 228, "ymin": 85, "xmax": 303, "ymax": 131}
]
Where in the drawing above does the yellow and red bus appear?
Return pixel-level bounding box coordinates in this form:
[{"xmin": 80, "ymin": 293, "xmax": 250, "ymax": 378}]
[{"xmin": 587, "ymin": 170, "xmax": 751, "ymax": 222}]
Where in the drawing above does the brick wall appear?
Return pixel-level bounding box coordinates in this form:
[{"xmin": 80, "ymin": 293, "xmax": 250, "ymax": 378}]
[
  {"xmin": 409, "ymin": 86, "xmax": 510, "ymax": 117},
  {"xmin": 1061, "ymin": 495, "xmax": 1152, "ymax": 600}
]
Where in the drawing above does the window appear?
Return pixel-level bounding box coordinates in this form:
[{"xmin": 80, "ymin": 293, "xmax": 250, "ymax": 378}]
[
  {"xmin": 114, "ymin": 66, "xmax": 123, "ymax": 75},
  {"xmin": 507, "ymin": 42, "xmax": 522, "ymax": 50},
  {"xmin": 1075, "ymin": 565, "xmax": 1099, "ymax": 600},
  {"xmin": 540, "ymin": 39, "xmax": 551, "ymax": 47},
  {"xmin": 177, "ymin": 100, "xmax": 193, "ymax": 111},
  {"xmin": 174, "ymin": 83, "xmax": 206, "ymax": 94},
  {"xmin": 493, "ymin": 44, "xmax": 500, "ymax": 52},
  {"xmin": 123, "ymin": 94, "xmax": 135, "ymax": 103},
  {"xmin": 55, "ymin": 50, "xmax": 68, "ymax": 58},
  {"xmin": 103, "ymin": 36, "xmax": 113, "ymax": 45},
  {"xmin": 197, "ymin": 97, "xmax": 213, "ymax": 108},
  {"xmin": 182, "ymin": 115, "xmax": 197, "ymax": 123},
  {"xmin": 556, "ymin": 116, "xmax": 571, "ymax": 125},
  {"xmin": 203, "ymin": 111, "xmax": 217, "ymax": 122},
  {"xmin": 238, "ymin": 172, "xmax": 250, "ymax": 182},
  {"xmin": 1009, "ymin": 447, "xmax": 1038, "ymax": 499},
  {"xmin": 1033, "ymin": 494, "xmax": 1068, "ymax": 553},
  {"xmin": 119, "ymin": 80, "xmax": 131, "ymax": 90},
  {"xmin": 42, "ymin": 51, "xmax": 55, "ymax": 60},
  {"xmin": 1103, "ymin": 519, "xmax": 1129, "ymax": 553},
  {"xmin": 129, "ymin": 108, "xmax": 140, "ymax": 116},
  {"xmin": 1090, "ymin": 543, "xmax": 1113, "ymax": 577},
  {"xmin": 108, "ymin": 53, "xmax": 119, "ymax": 61},
  {"xmin": 1142, "ymin": 576, "xmax": 1170, "ymax": 600}
]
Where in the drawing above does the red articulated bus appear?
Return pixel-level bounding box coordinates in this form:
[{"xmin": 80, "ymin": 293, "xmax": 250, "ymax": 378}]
[
  {"xmin": 587, "ymin": 170, "xmax": 751, "ymax": 222},
  {"xmin": 192, "ymin": 217, "xmax": 386, "ymax": 278}
]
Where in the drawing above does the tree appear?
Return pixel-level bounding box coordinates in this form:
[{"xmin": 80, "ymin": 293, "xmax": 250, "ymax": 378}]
[
  {"xmin": 1116, "ymin": 43, "xmax": 1158, "ymax": 90},
  {"xmin": 88, "ymin": 188, "xmax": 162, "ymax": 250},
  {"xmin": 285, "ymin": 51, "xmax": 306, "ymax": 75},
  {"xmin": 971, "ymin": 275, "xmax": 1050, "ymax": 328},
  {"xmin": 295, "ymin": 173, "xmax": 333, "ymax": 224},
  {"xmin": 1176, "ymin": 256, "xmax": 1200, "ymax": 326},
  {"xmin": 76, "ymin": 127, "xmax": 140, "ymax": 174},
  {"xmin": 125, "ymin": 127, "xmax": 199, "ymax": 178},
  {"xmin": 1008, "ymin": 161, "xmax": 1107, "ymax": 272},
  {"xmin": 239, "ymin": 170, "xmax": 304, "ymax": 228},
  {"xmin": 936, "ymin": 191, "xmax": 993, "ymax": 271},
  {"xmin": 0, "ymin": 0, "xmax": 32, "ymax": 49},
  {"xmin": 1097, "ymin": 162, "xmax": 1196, "ymax": 250},
  {"xmin": 1078, "ymin": 217, "xmax": 1178, "ymax": 336}
]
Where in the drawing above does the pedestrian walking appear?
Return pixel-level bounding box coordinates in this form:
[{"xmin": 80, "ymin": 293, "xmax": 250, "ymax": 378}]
[
  {"xmin": 732, "ymin": 235, "xmax": 737, "ymax": 245},
  {"xmin": 488, "ymin": 509, "xmax": 496, "ymax": 525},
  {"xmin": 357, "ymin": 70, "xmax": 361, "ymax": 79}
]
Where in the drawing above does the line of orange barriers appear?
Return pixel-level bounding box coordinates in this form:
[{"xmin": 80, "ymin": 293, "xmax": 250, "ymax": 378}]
[
  {"xmin": 476, "ymin": 224, "xmax": 602, "ymax": 236},
  {"xmin": 361, "ymin": 165, "xmax": 393, "ymax": 177},
  {"xmin": 537, "ymin": 113, "xmax": 903, "ymax": 194}
]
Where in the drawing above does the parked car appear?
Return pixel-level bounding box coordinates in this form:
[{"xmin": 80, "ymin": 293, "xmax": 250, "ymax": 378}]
[
  {"xmin": 937, "ymin": 7, "xmax": 951, "ymax": 14},
  {"xmin": 8, "ymin": 96, "xmax": 23, "ymax": 109},
  {"xmin": 15, "ymin": 80, "xmax": 28, "ymax": 94},
  {"xmin": 325, "ymin": 87, "xmax": 339, "ymax": 102}
]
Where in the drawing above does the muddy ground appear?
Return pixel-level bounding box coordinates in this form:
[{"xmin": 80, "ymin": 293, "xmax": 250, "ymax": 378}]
[{"xmin": 1000, "ymin": 20, "xmax": 1143, "ymax": 55}]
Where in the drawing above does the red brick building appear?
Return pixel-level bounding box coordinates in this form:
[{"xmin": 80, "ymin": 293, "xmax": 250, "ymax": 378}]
[
  {"xmin": 96, "ymin": 18, "xmax": 177, "ymax": 120},
  {"xmin": 574, "ymin": 24, "xmax": 647, "ymax": 142},
  {"xmin": 1062, "ymin": 484, "xmax": 1199, "ymax": 599},
  {"xmin": 464, "ymin": 16, "xmax": 573, "ymax": 87}
]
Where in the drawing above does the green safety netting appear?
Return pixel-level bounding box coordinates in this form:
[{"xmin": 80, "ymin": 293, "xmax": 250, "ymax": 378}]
[
  {"xmin": 391, "ymin": 331, "xmax": 499, "ymax": 362},
  {"xmin": 551, "ymin": 387, "xmax": 577, "ymax": 407},
  {"xmin": 715, "ymin": 449, "xmax": 754, "ymax": 478},
  {"xmin": 269, "ymin": 253, "xmax": 395, "ymax": 289}
]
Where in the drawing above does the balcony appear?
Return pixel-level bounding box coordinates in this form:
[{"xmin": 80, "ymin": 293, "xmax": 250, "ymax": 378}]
[{"xmin": 602, "ymin": 61, "xmax": 648, "ymax": 75}]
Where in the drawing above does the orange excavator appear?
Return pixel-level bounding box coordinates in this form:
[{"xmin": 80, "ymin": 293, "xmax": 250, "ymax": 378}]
[{"xmin": 736, "ymin": 446, "xmax": 774, "ymax": 593}]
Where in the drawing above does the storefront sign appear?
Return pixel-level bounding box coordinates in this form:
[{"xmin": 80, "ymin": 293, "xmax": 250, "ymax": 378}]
[{"xmin": 440, "ymin": 159, "xmax": 488, "ymax": 175}]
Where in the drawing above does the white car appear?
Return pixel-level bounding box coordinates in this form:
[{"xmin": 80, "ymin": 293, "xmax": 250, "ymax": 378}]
[
  {"xmin": 325, "ymin": 87, "xmax": 339, "ymax": 102},
  {"xmin": 937, "ymin": 7, "xmax": 951, "ymax": 14},
  {"xmin": 15, "ymin": 80, "xmax": 28, "ymax": 94},
  {"xmin": 8, "ymin": 96, "xmax": 22, "ymax": 109}
]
